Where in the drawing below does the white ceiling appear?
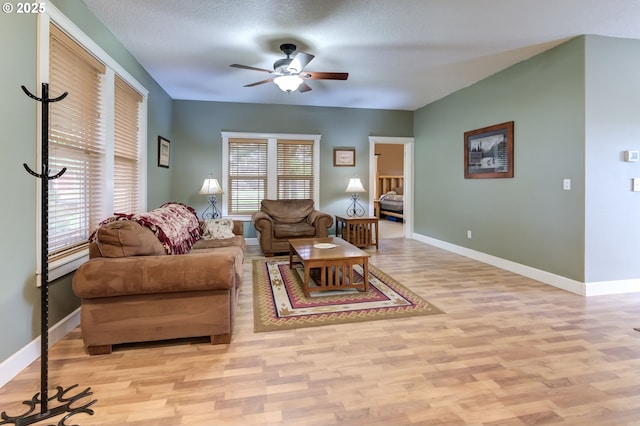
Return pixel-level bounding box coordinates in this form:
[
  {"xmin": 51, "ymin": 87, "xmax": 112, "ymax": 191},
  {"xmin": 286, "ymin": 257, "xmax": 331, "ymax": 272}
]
[{"xmin": 82, "ymin": 0, "xmax": 640, "ymax": 111}]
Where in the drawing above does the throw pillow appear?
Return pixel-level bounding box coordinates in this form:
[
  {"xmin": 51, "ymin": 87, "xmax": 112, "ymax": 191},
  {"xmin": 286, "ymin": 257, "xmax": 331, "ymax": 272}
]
[{"xmin": 201, "ymin": 218, "xmax": 235, "ymax": 240}]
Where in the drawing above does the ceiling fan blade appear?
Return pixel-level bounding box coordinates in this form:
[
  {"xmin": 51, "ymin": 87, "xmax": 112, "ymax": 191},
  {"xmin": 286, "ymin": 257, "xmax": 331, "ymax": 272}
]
[
  {"xmin": 244, "ymin": 78, "xmax": 274, "ymax": 87},
  {"xmin": 304, "ymin": 71, "xmax": 349, "ymax": 80},
  {"xmin": 230, "ymin": 64, "xmax": 274, "ymax": 73},
  {"xmin": 298, "ymin": 82, "xmax": 312, "ymax": 93},
  {"xmin": 288, "ymin": 52, "xmax": 314, "ymax": 73}
]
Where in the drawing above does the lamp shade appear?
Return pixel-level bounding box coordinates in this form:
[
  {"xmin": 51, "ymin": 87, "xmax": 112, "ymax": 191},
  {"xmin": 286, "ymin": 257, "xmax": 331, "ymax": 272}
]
[
  {"xmin": 199, "ymin": 177, "xmax": 223, "ymax": 195},
  {"xmin": 345, "ymin": 177, "xmax": 366, "ymax": 193},
  {"xmin": 274, "ymin": 75, "xmax": 303, "ymax": 92}
]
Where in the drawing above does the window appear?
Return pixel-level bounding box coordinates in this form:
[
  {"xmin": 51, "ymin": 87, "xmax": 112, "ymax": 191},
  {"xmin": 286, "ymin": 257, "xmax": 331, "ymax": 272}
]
[
  {"xmin": 277, "ymin": 140, "xmax": 314, "ymax": 199},
  {"xmin": 222, "ymin": 132, "xmax": 320, "ymax": 218},
  {"xmin": 48, "ymin": 24, "xmax": 106, "ymax": 263},
  {"xmin": 227, "ymin": 138, "xmax": 268, "ymax": 215},
  {"xmin": 113, "ymin": 76, "xmax": 143, "ymax": 214},
  {"xmin": 39, "ymin": 7, "xmax": 147, "ymax": 281}
]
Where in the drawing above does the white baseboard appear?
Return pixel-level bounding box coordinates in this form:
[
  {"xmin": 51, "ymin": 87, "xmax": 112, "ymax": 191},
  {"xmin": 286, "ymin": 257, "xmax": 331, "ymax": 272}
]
[
  {"xmin": 412, "ymin": 233, "xmax": 640, "ymax": 297},
  {"xmin": 583, "ymin": 278, "xmax": 640, "ymax": 296},
  {"xmin": 0, "ymin": 308, "xmax": 80, "ymax": 389}
]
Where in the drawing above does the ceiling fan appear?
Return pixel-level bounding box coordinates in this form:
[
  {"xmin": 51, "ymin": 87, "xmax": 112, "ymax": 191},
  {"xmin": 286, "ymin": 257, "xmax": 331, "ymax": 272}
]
[{"xmin": 230, "ymin": 43, "xmax": 348, "ymax": 93}]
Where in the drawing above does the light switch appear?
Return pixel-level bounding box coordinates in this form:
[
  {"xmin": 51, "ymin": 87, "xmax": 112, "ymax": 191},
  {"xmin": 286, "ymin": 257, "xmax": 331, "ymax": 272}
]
[
  {"xmin": 563, "ymin": 179, "xmax": 571, "ymax": 190},
  {"xmin": 633, "ymin": 178, "xmax": 640, "ymax": 192}
]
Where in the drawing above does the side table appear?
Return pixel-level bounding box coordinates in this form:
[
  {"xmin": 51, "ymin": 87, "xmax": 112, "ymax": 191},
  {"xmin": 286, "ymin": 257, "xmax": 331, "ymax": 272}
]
[{"xmin": 335, "ymin": 215, "xmax": 379, "ymax": 250}]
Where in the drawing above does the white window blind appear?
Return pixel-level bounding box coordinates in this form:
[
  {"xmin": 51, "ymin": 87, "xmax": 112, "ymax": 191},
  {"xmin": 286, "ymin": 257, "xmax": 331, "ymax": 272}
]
[
  {"xmin": 277, "ymin": 139, "xmax": 314, "ymax": 199},
  {"xmin": 222, "ymin": 132, "xmax": 320, "ymax": 218},
  {"xmin": 113, "ymin": 75, "xmax": 143, "ymax": 214},
  {"xmin": 228, "ymin": 138, "xmax": 268, "ymax": 215},
  {"xmin": 48, "ymin": 24, "xmax": 106, "ymax": 262}
]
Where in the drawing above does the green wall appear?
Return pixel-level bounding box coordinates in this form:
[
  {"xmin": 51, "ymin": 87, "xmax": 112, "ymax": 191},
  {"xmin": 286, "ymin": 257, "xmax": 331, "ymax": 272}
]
[
  {"xmin": 0, "ymin": 1, "xmax": 173, "ymax": 364},
  {"xmin": 413, "ymin": 37, "xmax": 586, "ymax": 281},
  {"xmin": 584, "ymin": 35, "xmax": 640, "ymax": 282},
  {"xmin": 170, "ymin": 100, "xmax": 413, "ymax": 234},
  {"xmin": 0, "ymin": 7, "xmax": 43, "ymax": 365}
]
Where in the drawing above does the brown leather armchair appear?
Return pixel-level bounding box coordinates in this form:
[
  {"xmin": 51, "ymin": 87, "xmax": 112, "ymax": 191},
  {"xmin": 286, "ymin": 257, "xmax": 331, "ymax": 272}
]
[{"xmin": 252, "ymin": 199, "xmax": 333, "ymax": 256}]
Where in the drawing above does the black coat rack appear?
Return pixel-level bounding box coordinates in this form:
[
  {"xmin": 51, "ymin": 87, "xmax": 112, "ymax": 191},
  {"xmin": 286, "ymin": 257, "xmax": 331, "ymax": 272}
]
[{"xmin": 0, "ymin": 83, "xmax": 96, "ymax": 425}]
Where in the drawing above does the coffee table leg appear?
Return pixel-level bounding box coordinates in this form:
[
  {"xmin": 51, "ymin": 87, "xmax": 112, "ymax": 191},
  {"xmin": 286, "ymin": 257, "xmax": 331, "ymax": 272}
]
[
  {"xmin": 363, "ymin": 257, "xmax": 369, "ymax": 292},
  {"xmin": 289, "ymin": 243, "xmax": 293, "ymax": 268},
  {"xmin": 304, "ymin": 264, "xmax": 311, "ymax": 297}
]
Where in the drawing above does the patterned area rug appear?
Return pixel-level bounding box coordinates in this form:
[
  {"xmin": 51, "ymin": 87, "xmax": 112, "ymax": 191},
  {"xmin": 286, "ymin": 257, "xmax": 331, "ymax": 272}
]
[{"xmin": 253, "ymin": 258, "xmax": 444, "ymax": 332}]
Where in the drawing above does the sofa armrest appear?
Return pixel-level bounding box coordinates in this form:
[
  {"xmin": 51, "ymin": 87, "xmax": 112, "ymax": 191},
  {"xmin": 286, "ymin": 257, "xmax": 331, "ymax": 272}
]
[
  {"xmin": 232, "ymin": 220, "xmax": 244, "ymax": 236},
  {"xmin": 307, "ymin": 210, "xmax": 334, "ymax": 232},
  {"xmin": 252, "ymin": 211, "xmax": 274, "ymax": 233},
  {"xmin": 73, "ymin": 252, "xmax": 236, "ymax": 299}
]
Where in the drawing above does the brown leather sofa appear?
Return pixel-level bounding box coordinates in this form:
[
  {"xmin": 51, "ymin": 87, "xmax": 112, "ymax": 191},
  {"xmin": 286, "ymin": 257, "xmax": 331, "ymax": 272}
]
[
  {"xmin": 73, "ymin": 204, "xmax": 244, "ymax": 355},
  {"xmin": 252, "ymin": 199, "xmax": 333, "ymax": 256}
]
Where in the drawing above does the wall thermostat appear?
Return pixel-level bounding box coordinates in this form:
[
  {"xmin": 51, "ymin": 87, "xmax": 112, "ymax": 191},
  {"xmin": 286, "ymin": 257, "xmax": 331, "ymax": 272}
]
[{"xmin": 624, "ymin": 150, "xmax": 639, "ymax": 162}]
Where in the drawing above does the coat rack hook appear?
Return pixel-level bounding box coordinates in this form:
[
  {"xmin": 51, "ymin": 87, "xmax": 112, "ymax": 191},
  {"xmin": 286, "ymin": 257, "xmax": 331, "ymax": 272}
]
[
  {"xmin": 21, "ymin": 85, "xmax": 68, "ymax": 103},
  {"xmin": 21, "ymin": 85, "xmax": 42, "ymax": 102},
  {"xmin": 50, "ymin": 167, "xmax": 66, "ymax": 180},
  {"xmin": 23, "ymin": 163, "xmax": 42, "ymax": 179}
]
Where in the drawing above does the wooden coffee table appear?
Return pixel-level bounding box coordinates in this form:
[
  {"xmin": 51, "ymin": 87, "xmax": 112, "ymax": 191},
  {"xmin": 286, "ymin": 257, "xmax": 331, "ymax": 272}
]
[{"xmin": 289, "ymin": 237, "xmax": 370, "ymax": 297}]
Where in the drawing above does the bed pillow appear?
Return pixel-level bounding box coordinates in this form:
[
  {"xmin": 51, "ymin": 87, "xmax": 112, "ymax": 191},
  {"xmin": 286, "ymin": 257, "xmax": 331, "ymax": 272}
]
[
  {"xmin": 201, "ymin": 218, "xmax": 235, "ymax": 240},
  {"xmin": 379, "ymin": 190, "xmax": 396, "ymax": 201},
  {"xmin": 381, "ymin": 193, "xmax": 404, "ymax": 202}
]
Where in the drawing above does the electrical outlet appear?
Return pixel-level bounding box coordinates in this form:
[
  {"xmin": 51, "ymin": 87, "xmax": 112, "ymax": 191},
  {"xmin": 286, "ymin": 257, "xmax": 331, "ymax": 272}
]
[
  {"xmin": 467, "ymin": 230, "xmax": 472, "ymax": 239},
  {"xmin": 563, "ymin": 179, "xmax": 571, "ymax": 190}
]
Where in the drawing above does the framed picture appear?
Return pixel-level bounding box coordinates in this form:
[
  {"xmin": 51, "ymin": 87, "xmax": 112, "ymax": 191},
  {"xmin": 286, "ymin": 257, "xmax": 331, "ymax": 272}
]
[
  {"xmin": 464, "ymin": 121, "xmax": 514, "ymax": 179},
  {"xmin": 333, "ymin": 147, "xmax": 356, "ymax": 167},
  {"xmin": 158, "ymin": 136, "xmax": 170, "ymax": 168}
]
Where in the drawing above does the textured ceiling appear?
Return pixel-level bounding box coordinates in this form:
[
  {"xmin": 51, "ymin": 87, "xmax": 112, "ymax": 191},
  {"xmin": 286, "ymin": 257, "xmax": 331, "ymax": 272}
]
[{"xmin": 82, "ymin": 0, "xmax": 640, "ymax": 111}]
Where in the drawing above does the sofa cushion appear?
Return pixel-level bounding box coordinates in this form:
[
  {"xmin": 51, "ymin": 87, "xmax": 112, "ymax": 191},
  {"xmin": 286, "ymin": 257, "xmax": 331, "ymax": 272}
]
[
  {"xmin": 96, "ymin": 221, "xmax": 166, "ymax": 258},
  {"xmin": 201, "ymin": 218, "xmax": 235, "ymax": 240},
  {"xmin": 192, "ymin": 235, "xmax": 245, "ymax": 251},
  {"xmin": 260, "ymin": 199, "xmax": 315, "ymax": 224},
  {"xmin": 273, "ymin": 222, "xmax": 316, "ymax": 239}
]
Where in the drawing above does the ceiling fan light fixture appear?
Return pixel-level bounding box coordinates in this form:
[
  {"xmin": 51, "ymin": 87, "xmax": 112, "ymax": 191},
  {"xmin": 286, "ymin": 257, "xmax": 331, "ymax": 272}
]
[{"xmin": 274, "ymin": 75, "xmax": 303, "ymax": 93}]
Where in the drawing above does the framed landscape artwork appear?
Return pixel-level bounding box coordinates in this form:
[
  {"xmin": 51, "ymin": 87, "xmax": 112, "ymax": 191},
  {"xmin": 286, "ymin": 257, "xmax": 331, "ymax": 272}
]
[{"xmin": 464, "ymin": 121, "xmax": 514, "ymax": 179}]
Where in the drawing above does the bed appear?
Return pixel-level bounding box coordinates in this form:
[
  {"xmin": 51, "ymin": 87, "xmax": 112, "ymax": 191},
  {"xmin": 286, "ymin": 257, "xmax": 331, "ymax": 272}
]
[{"xmin": 375, "ymin": 175, "xmax": 404, "ymax": 220}]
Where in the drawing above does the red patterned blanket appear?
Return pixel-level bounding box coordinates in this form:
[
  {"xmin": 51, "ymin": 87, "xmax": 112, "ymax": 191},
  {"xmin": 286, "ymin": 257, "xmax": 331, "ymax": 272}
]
[{"xmin": 91, "ymin": 202, "xmax": 201, "ymax": 255}]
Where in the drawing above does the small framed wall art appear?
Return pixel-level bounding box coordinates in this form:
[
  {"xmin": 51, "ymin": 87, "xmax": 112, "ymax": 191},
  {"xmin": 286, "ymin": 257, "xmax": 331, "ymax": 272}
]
[
  {"xmin": 464, "ymin": 121, "xmax": 514, "ymax": 179},
  {"xmin": 333, "ymin": 147, "xmax": 356, "ymax": 167},
  {"xmin": 158, "ymin": 136, "xmax": 170, "ymax": 168}
]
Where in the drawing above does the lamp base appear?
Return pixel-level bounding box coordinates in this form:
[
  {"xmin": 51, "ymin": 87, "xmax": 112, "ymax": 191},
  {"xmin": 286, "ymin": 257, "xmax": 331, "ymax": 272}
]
[
  {"xmin": 202, "ymin": 195, "xmax": 221, "ymax": 219},
  {"xmin": 346, "ymin": 194, "xmax": 365, "ymax": 217}
]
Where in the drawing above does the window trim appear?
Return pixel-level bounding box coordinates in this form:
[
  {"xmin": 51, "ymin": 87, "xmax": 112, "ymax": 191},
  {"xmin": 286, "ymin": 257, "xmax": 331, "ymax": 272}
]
[
  {"xmin": 36, "ymin": 3, "xmax": 148, "ymax": 283},
  {"xmin": 221, "ymin": 132, "xmax": 321, "ymax": 221}
]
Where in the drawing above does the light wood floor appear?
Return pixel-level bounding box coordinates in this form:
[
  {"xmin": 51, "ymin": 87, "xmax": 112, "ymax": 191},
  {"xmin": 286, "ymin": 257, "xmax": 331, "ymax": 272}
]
[
  {"xmin": 2, "ymin": 237, "xmax": 640, "ymax": 425},
  {"xmin": 378, "ymin": 218, "xmax": 404, "ymax": 239}
]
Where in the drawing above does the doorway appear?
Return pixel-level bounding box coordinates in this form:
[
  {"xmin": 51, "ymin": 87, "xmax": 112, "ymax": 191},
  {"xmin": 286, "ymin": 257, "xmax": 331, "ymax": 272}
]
[{"xmin": 368, "ymin": 136, "xmax": 414, "ymax": 240}]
